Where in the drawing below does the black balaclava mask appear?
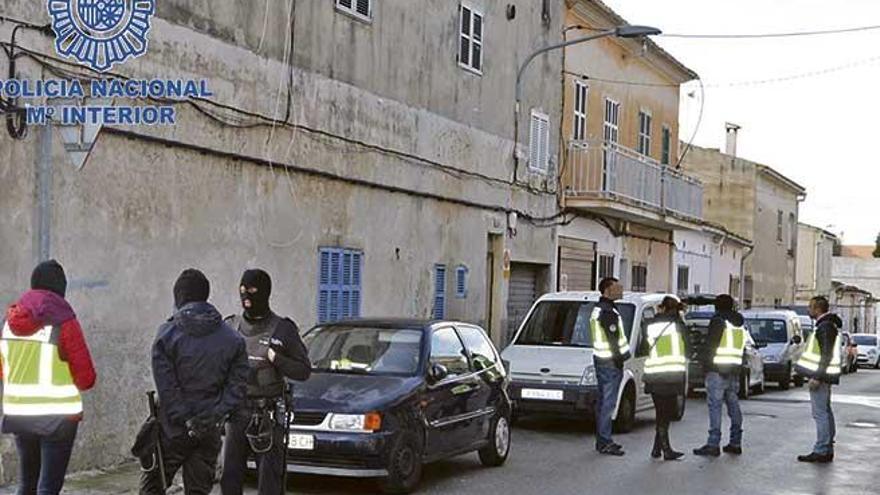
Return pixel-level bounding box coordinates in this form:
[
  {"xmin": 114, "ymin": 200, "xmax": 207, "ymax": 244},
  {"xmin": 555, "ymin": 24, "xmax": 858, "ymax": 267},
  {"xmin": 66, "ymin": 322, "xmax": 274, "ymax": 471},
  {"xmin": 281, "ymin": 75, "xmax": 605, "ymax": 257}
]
[
  {"xmin": 240, "ymin": 269, "xmax": 272, "ymax": 319},
  {"xmin": 173, "ymin": 269, "xmax": 210, "ymax": 309},
  {"xmin": 31, "ymin": 259, "xmax": 67, "ymax": 297}
]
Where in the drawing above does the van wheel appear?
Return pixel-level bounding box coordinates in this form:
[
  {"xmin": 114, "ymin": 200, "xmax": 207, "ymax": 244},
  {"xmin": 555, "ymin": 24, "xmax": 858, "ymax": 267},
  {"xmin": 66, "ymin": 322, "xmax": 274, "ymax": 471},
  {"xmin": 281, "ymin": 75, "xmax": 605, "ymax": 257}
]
[
  {"xmin": 478, "ymin": 413, "xmax": 511, "ymax": 467},
  {"xmin": 612, "ymin": 387, "xmax": 636, "ymax": 433},
  {"xmin": 378, "ymin": 433, "xmax": 422, "ymax": 494},
  {"xmin": 738, "ymin": 370, "xmax": 751, "ymax": 400},
  {"xmin": 672, "ymin": 393, "xmax": 686, "ymax": 421}
]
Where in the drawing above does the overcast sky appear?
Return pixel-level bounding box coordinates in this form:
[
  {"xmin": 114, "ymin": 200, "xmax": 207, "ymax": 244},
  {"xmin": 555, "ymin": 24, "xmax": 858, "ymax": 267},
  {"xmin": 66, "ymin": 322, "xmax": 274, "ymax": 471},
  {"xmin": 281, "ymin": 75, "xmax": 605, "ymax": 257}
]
[{"xmin": 603, "ymin": 0, "xmax": 880, "ymax": 245}]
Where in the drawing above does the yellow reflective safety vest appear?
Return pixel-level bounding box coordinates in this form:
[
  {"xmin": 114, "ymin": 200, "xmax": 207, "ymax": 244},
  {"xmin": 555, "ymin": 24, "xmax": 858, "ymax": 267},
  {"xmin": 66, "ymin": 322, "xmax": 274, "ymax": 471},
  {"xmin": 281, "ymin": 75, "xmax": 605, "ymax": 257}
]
[
  {"xmin": 712, "ymin": 321, "xmax": 746, "ymax": 372},
  {"xmin": 643, "ymin": 320, "xmax": 687, "ymax": 383},
  {"xmin": 590, "ymin": 306, "xmax": 631, "ymax": 362},
  {"xmin": 797, "ymin": 331, "xmax": 841, "ymax": 378},
  {"xmin": 0, "ymin": 322, "xmax": 83, "ymax": 416}
]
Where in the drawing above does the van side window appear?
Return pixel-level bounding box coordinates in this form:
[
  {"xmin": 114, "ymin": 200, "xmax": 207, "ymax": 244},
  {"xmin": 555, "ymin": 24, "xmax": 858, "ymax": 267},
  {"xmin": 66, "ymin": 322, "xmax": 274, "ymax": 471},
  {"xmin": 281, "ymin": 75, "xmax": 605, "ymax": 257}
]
[{"xmin": 430, "ymin": 327, "xmax": 470, "ymax": 378}]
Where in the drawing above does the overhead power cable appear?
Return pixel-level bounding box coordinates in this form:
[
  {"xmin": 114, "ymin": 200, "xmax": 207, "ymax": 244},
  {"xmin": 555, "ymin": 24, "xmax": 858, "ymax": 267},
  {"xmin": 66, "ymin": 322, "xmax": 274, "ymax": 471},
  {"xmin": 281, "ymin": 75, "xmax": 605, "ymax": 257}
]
[{"xmin": 662, "ymin": 24, "xmax": 880, "ymax": 39}]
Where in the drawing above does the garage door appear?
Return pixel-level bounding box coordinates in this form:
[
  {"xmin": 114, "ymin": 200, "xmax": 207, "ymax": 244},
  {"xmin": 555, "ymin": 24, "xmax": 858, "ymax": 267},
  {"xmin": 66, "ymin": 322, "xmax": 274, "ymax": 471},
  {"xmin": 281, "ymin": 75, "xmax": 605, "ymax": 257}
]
[
  {"xmin": 558, "ymin": 237, "xmax": 595, "ymax": 292},
  {"xmin": 507, "ymin": 263, "xmax": 540, "ymax": 343}
]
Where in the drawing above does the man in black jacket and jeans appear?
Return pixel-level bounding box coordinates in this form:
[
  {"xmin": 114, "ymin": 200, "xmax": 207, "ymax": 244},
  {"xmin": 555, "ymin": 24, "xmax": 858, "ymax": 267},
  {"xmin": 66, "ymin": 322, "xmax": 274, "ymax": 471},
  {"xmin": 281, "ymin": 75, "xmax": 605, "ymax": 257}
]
[
  {"xmin": 797, "ymin": 296, "xmax": 841, "ymax": 463},
  {"xmin": 694, "ymin": 294, "xmax": 744, "ymax": 457},
  {"xmin": 221, "ymin": 269, "xmax": 312, "ymax": 495},
  {"xmin": 141, "ymin": 269, "xmax": 249, "ymax": 495}
]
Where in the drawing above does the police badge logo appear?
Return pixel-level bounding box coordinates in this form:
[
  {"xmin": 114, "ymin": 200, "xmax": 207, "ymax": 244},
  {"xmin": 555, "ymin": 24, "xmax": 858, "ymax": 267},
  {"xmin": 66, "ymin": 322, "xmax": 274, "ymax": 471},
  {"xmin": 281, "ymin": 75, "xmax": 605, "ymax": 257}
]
[{"xmin": 47, "ymin": 0, "xmax": 156, "ymax": 72}]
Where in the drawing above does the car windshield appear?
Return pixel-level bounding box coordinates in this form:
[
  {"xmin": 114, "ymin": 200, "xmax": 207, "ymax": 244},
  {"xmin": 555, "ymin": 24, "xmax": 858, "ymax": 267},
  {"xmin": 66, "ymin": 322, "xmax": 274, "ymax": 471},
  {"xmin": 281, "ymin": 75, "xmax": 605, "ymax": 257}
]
[
  {"xmin": 745, "ymin": 319, "xmax": 788, "ymax": 344},
  {"xmin": 853, "ymin": 335, "xmax": 877, "ymax": 346},
  {"xmin": 514, "ymin": 301, "xmax": 636, "ymax": 347},
  {"xmin": 304, "ymin": 326, "xmax": 423, "ymax": 376}
]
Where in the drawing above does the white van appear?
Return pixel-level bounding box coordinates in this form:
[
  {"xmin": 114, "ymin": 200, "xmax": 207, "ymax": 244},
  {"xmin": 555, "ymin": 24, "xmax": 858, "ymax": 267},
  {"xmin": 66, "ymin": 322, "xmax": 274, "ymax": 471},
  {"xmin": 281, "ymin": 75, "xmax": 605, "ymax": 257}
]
[{"xmin": 500, "ymin": 292, "xmax": 686, "ymax": 432}]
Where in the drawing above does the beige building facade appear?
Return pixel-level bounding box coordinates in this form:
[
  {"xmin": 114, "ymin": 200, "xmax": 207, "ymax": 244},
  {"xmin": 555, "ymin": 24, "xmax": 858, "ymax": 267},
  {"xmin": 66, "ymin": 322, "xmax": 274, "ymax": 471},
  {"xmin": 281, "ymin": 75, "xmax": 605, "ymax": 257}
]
[{"xmin": 796, "ymin": 223, "xmax": 837, "ymax": 304}]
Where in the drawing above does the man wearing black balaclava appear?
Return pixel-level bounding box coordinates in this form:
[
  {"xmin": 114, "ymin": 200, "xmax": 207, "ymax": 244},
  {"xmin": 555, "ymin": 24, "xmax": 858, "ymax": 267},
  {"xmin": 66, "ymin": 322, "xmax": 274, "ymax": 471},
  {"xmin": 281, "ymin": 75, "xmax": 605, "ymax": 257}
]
[
  {"xmin": 221, "ymin": 269, "xmax": 311, "ymax": 495},
  {"xmin": 141, "ymin": 269, "xmax": 249, "ymax": 495}
]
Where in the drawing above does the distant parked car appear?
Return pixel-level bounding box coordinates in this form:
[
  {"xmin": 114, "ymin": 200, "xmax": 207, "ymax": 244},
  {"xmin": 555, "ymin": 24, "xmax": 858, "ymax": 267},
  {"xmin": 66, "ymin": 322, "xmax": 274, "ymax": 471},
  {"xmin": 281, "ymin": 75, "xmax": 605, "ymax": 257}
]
[
  {"xmin": 683, "ymin": 309, "xmax": 765, "ymax": 399},
  {"xmin": 853, "ymin": 334, "xmax": 880, "ymax": 369},
  {"xmin": 742, "ymin": 309, "xmax": 806, "ymax": 389},
  {"xmin": 288, "ymin": 319, "xmax": 511, "ymax": 494}
]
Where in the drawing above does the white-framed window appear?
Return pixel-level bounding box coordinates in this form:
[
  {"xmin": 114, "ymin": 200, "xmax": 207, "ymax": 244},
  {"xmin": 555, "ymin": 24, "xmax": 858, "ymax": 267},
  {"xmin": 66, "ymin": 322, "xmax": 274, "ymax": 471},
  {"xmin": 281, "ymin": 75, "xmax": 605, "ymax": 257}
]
[
  {"xmin": 661, "ymin": 125, "xmax": 671, "ymax": 165},
  {"xmin": 529, "ymin": 110, "xmax": 550, "ymax": 172},
  {"xmin": 573, "ymin": 80, "xmax": 588, "ymax": 140},
  {"xmin": 638, "ymin": 110, "xmax": 652, "ymax": 156},
  {"xmin": 603, "ymin": 98, "xmax": 620, "ymax": 144},
  {"xmin": 458, "ymin": 4, "xmax": 483, "ymax": 74},
  {"xmin": 676, "ymin": 265, "xmax": 689, "ymax": 296},
  {"xmin": 335, "ymin": 0, "xmax": 371, "ymax": 21}
]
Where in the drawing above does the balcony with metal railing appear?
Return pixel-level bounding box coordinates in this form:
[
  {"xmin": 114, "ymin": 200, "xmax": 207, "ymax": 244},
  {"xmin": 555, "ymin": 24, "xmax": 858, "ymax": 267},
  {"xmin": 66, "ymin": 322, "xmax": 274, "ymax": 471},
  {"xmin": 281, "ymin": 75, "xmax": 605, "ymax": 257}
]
[{"xmin": 563, "ymin": 139, "xmax": 703, "ymax": 226}]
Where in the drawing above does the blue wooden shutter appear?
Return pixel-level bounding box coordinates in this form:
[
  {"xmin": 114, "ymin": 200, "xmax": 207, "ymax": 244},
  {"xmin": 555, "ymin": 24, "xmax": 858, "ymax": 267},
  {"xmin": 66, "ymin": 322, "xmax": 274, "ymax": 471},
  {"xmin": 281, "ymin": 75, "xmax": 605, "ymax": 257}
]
[
  {"xmin": 455, "ymin": 265, "xmax": 468, "ymax": 298},
  {"xmin": 433, "ymin": 265, "xmax": 447, "ymax": 319},
  {"xmin": 318, "ymin": 247, "xmax": 363, "ymax": 324}
]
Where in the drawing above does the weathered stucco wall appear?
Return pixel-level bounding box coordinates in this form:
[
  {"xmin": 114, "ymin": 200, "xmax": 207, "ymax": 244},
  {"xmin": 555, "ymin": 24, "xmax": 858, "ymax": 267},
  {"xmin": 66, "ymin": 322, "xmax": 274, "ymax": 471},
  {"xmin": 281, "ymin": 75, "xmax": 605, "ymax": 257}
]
[
  {"xmin": 749, "ymin": 172, "xmax": 800, "ymax": 306},
  {"xmin": 0, "ymin": 0, "xmax": 563, "ymax": 480}
]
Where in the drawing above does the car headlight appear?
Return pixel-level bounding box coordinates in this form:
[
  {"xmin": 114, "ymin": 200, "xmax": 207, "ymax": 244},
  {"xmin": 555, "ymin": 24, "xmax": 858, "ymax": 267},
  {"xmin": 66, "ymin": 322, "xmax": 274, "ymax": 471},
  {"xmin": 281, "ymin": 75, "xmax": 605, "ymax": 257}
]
[
  {"xmin": 580, "ymin": 364, "xmax": 597, "ymax": 386},
  {"xmin": 328, "ymin": 412, "xmax": 382, "ymax": 432}
]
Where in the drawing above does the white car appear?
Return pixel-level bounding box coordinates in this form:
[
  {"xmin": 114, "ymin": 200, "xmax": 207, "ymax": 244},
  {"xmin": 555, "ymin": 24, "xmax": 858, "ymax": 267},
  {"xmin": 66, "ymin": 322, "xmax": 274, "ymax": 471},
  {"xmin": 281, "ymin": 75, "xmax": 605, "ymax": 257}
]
[
  {"xmin": 500, "ymin": 292, "xmax": 686, "ymax": 433},
  {"xmin": 853, "ymin": 333, "xmax": 880, "ymax": 369}
]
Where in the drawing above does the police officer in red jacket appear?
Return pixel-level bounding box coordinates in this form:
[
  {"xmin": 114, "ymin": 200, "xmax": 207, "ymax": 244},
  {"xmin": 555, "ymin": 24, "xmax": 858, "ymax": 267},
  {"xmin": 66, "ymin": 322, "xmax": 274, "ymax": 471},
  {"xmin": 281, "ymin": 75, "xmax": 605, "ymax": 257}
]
[{"xmin": 1, "ymin": 260, "xmax": 97, "ymax": 495}]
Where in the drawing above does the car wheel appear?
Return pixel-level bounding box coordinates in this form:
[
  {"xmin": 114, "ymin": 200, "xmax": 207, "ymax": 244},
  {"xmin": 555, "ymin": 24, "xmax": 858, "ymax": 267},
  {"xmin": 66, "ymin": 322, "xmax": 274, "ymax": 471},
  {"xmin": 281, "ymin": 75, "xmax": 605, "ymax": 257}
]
[
  {"xmin": 478, "ymin": 413, "xmax": 511, "ymax": 467},
  {"xmin": 738, "ymin": 370, "xmax": 750, "ymax": 400},
  {"xmin": 612, "ymin": 386, "xmax": 636, "ymax": 433},
  {"xmin": 851, "ymin": 360, "xmax": 858, "ymax": 373},
  {"xmin": 874, "ymin": 357, "xmax": 880, "ymax": 370},
  {"xmin": 378, "ymin": 433, "xmax": 423, "ymax": 495},
  {"xmin": 672, "ymin": 393, "xmax": 686, "ymax": 422},
  {"xmin": 779, "ymin": 364, "xmax": 791, "ymax": 390}
]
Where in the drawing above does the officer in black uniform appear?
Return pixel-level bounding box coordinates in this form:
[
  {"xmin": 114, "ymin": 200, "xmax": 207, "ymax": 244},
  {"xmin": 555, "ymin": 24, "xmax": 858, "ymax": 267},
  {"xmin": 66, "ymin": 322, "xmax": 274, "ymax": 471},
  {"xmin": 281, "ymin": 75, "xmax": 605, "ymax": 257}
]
[{"xmin": 220, "ymin": 269, "xmax": 312, "ymax": 495}]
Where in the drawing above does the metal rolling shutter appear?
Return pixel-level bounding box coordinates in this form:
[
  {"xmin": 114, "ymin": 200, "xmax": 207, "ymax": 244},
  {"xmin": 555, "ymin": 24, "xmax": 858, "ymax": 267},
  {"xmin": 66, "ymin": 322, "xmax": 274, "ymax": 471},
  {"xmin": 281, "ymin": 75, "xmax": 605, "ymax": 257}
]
[
  {"xmin": 507, "ymin": 264, "xmax": 539, "ymax": 343},
  {"xmin": 558, "ymin": 237, "xmax": 595, "ymax": 292}
]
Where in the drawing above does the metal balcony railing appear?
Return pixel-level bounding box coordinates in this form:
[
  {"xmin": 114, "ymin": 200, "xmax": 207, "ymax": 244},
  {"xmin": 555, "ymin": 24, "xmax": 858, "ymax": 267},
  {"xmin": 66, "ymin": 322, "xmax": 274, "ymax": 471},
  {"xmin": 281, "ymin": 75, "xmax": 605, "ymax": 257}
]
[{"xmin": 564, "ymin": 139, "xmax": 703, "ymax": 220}]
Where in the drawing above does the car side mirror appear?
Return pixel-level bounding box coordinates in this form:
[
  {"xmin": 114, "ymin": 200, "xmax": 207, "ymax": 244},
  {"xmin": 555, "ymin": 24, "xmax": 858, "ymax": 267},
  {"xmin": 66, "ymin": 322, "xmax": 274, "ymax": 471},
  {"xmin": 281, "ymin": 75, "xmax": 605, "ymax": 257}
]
[
  {"xmin": 791, "ymin": 335, "xmax": 802, "ymax": 345},
  {"xmin": 428, "ymin": 363, "xmax": 449, "ymax": 383}
]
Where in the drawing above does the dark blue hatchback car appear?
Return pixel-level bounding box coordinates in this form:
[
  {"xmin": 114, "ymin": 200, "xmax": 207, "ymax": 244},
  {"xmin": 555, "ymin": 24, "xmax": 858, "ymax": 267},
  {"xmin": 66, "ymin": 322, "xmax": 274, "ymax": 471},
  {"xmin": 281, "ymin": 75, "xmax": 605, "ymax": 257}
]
[{"xmin": 287, "ymin": 319, "xmax": 512, "ymax": 493}]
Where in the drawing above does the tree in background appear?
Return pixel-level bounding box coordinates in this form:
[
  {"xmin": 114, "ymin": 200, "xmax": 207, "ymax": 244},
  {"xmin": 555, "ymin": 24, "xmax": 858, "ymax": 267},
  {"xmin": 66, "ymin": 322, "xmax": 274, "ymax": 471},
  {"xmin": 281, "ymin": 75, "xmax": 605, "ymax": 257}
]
[{"xmin": 874, "ymin": 232, "xmax": 880, "ymax": 258}]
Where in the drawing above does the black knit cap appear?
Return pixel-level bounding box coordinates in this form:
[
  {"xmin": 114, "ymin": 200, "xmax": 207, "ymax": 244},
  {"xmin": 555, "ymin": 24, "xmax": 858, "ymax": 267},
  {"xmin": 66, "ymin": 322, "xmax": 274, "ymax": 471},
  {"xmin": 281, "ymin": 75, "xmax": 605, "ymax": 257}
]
[
  {"xmin": 173, "ymin": 269, "xmax": 210, "ymax": 309},
  {"xmin": 31, "ymin": 259, "xmax": 67, "ymax": 297}
]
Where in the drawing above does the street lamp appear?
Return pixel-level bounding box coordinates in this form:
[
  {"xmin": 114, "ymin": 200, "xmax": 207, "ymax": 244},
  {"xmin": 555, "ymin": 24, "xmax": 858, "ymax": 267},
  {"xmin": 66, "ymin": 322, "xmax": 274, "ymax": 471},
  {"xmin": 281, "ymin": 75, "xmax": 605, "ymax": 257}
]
[
  {"xmin": 514, "ymin": 25, "xmax": 662, "ymax": 108},
  {"xmin": 511, "ymin": 24, "xmax": 661, "ymax": 180}
]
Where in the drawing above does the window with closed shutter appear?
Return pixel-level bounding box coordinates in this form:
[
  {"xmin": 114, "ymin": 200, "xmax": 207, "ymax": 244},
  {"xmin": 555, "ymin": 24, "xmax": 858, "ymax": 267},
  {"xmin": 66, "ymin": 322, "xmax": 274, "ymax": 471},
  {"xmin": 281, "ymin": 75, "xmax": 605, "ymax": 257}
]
[
  {"xmin": 459, "ymin": 5, "xmax": 483, "ymax": 73},
  {"xmin": 336, "ymin": 0, "xmax": 371, "ymax": 20},
  {"xmin": 318, "ymin": 247, "xmax": 363, "ymax": 324},
  {"xmin": 529, "ymin": 110, "xmax": 550, "ymax": 172},
  {"xmin": 677, "ymin": 265, "xmax": 689, "ymax": 295},
  {"xmin": 455, "ymin": 265, "xmax": 468, "ymax": 298},
  {"xmin": 631, "ymin": 264, "xmax": 647, "ymax": 293},
  {"xmin": 433, "ymin": 265, "xmax": 447, "ymax": 319}
]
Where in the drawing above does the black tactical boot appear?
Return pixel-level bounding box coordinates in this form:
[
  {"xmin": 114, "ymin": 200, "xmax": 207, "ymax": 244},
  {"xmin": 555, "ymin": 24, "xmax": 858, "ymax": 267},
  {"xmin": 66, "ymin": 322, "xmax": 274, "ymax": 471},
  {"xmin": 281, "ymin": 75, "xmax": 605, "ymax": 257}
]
[
  {"xmin": 651, "ymin": 430, "xmax": 662, "ymax": 459},
  {"xmin": 662, "ymin": 429, "xmax": 684, "ymax": 461}
]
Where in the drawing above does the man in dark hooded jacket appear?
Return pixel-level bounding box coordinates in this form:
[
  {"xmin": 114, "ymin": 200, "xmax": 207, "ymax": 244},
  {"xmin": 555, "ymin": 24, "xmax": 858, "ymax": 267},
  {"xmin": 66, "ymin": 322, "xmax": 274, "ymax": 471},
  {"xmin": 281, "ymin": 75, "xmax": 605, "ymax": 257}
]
[
  {"xmin": 797, "ymin": 296, "xmax": 841, "ymax": 463},
  {"xmin": 221, "ymin": 269, "xmax": 311, "ymax": 495},
  {"xmin": 1, "ymin": 260, "xmax": 96, "ymax": 495},
  {"xmin": 694, "ymin": 294, "xmax": 745, "ymax": 457},
  {"xmin": 140, "ymin": 269, "xmax": 249, "ymax": 495}
]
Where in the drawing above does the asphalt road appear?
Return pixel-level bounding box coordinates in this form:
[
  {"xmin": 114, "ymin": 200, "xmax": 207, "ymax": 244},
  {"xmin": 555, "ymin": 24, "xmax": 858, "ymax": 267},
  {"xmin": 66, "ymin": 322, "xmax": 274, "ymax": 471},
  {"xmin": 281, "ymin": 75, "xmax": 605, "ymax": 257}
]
[{"xmin": 45, "ymin": 369, "xmax": 880, "ymax": 494}]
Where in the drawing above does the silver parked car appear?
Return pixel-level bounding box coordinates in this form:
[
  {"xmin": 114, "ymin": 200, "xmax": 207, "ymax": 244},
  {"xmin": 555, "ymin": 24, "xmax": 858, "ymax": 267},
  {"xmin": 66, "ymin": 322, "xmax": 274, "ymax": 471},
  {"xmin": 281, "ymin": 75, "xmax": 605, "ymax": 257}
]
[
  {"xmin": 853, "ymin": 333, "xmax": 880, "ymax": 369},
  {"xmin": 742, "ymin": 309, "xmax": 806, "ymax": 389}
]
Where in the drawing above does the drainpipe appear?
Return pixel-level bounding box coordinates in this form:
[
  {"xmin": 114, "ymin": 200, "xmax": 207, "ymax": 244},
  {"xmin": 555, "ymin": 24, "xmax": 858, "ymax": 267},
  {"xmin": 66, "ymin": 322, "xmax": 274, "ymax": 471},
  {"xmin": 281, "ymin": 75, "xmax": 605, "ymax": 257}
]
[{"xmin": 739, "ymin": 245, "xmax": 755, "ymax": 305}]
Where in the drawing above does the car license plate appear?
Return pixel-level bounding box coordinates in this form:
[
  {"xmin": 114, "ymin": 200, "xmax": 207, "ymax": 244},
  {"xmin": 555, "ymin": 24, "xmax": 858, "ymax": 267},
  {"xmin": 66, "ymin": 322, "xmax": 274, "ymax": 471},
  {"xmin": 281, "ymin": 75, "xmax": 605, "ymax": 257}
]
[
  {"xmin": 288, "ymin": 433, "xmax": 314, "ymax": 450},
  {"xmin": 521, "ymin": 388, "xmax": 563, "ymax": 401}
]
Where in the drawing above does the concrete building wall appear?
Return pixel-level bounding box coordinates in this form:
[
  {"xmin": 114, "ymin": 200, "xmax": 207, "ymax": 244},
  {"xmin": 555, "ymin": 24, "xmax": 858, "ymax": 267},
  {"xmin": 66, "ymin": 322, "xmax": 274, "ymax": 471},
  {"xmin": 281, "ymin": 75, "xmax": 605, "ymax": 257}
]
[
  {"xmin": 679, "ymin": 144, "xmax": 757, "ymax": 241},
  {"xmin": 796, "ymin": 224, "xmax": 836, "ymax": 304},
  {"xmin": 833, "ymin": 256, "xmax": 880, "ymax": 333},
  {"xmin": 674, "ymin": 229, "xmax": 746, "ymax": 296},
  {"xmin": 0, "ymin": 0, "xmax": 563, "ymax": 480},
  {"xmin": 748, "ymin": 172, "xmax": 800, "ymax": 307},
  {"xmin": 622, "ymin": 224, "xmax": 672, "ymax": 293}
]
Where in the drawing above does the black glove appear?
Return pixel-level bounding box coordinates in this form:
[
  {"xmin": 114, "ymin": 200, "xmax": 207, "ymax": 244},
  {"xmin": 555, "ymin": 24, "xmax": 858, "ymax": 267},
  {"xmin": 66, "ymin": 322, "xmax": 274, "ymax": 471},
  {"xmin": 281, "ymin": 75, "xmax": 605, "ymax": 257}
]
[{"xmin": 185, "ymin": 413, "xmax": 221, "ymax": 439}]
